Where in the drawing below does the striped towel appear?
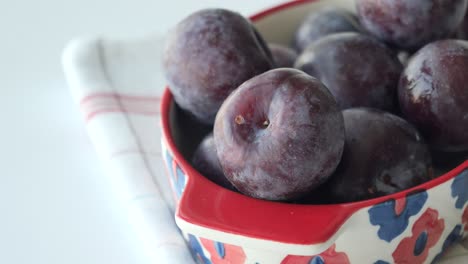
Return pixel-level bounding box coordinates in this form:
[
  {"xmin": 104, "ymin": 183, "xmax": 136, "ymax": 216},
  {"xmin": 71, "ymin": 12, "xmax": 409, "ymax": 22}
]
[{"xmin": 62, "ymin": 35, "xmax": 194, "ymax": 264}]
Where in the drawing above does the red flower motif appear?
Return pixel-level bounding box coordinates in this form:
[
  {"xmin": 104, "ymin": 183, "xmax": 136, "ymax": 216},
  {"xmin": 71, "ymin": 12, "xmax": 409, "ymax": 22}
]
[
  {"xmin": 463, "ymin": 206, "xmax": 468, "ymax": 232},
  {"xmin": 392, "ymin": 208, "xmax": 445, "ymax": 264},
  {"xmin": 200, "ymin": 238, "xmax": 246, "ymax": 264},
  {"xmin": 281, "ymin": 244, "xmax": 350, "ymax": 264}
]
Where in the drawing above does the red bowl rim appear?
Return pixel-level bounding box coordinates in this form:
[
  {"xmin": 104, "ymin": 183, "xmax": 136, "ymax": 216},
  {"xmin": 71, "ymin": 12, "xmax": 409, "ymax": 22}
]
[{"xmin": 160, "ymin": 0, "xmax": 468, "ymax": 245}]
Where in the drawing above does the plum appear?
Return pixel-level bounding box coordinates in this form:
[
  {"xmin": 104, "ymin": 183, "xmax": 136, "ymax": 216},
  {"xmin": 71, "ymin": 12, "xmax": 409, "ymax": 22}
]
[
  {"xmin": 399, "ymin": 40, "xmax": 468, "ymax": 152},
  {"xmin": 268, "ymin": 43, "xmax": 297, "ymax": 68},
  {"xmin": 356, "ymin": 0, "xmax": 468, "ymax": 51},
  {"xmin": 213, "ymin": 68, "xmax": 345, "ymax": 201},
  {"xmin": 192, "ymin": 133, "xmax": 236, "ymax": 190},
  {"xmin": 171, "ymin": 103, "xmax": 213, "ymax": 162},
  {"xmin": 295, "ymin": 32, "xmax": 402, "ymax": 112},
  {"xmin": 292, "ymin": 185, "xmax": 332, "ymax": 205},
  {"xmin": 326, "ymin": 108, "xmax": 433, "ymax": 203},
  {"xmin": 163, "ymin": 8, "xmax": 273, "ymax": 124},
  {"xmin": 457, "ymin": 12, "xmax": 468, "ymax": 39},
  {"xmin": 293, "ymin": 6, "xmax": 361, "ymax": 52},
  {"xmin": 431, "ymin": 149, "xmax": 468, "ymax": 171}
]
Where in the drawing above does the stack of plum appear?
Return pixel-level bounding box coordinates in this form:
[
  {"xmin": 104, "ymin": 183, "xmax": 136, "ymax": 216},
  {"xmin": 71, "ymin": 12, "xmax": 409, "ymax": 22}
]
[{"xmin": 162, "ymin": 0, "xmax": 468, "ymax": 203}]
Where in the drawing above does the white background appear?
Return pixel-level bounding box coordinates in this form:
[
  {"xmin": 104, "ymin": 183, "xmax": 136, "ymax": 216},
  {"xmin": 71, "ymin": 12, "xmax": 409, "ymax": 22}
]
[{"xmin": 0, "ymin": 0, "xmax": 277, "ymax": 263}]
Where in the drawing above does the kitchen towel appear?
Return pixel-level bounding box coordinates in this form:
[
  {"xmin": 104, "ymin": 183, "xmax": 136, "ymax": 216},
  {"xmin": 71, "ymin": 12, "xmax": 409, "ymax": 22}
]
[{"xmin": 63, "ymin": 35, "xmax": 195, "ymax": 264}]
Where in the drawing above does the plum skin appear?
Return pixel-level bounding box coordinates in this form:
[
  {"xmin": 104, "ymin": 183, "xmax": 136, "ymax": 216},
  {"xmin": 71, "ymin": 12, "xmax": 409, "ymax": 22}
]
[
  {"xmin": 268, "ymin": 43, "xmax": 297, "ymax": 68},
  {"xmin": 163, "ymin": 8, "xmax": 273, "ymax": 125},
  {"xmin": 293, "ymin": 6, "xmax": 361, "ymax": 52},
  {"xmin": 326, "ymin": 108, "xmax": 433, "ymax": 203},
  {"xmin": 457, "ymin": 11, "xmax": 468, "ymax": 39},
  {"xmin": 213, "ymin": 68, "xmax": 345, "ymax": 201},
  {"xmin": 356, "ymin": 0, "xmax": 468, "ymax": 50},
  {"xmin": 192, "ymin": 133, "xmax": 236, "ymax": 191},
  {"xmin": 295, "ymin": 32, "xmax": 402, "ymax": 112},
  {"xmin": 399, "ymin": 40, "xmax": 468, "ymax": 152}
]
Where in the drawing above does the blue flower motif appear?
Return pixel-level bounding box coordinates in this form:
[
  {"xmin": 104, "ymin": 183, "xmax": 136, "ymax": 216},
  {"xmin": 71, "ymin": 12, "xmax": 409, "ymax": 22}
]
[
  {"xmin": 368, "ymin": 191, "xmax": 428, "ymax": 242},
  {"xmin": 188, "ymin": 234, "xmax": 212, "ymax": 264},
  {"xmin": 374, "ymin": 261, "xmax": 390, "ymax": 264},
  {"xmin": 431, "ymin": 225, "xmax": 463, "ymax": 264},
  {"xmin": 163, "ymin": 149, "xmax": 186, "ymax": 200},
  {"xmin": 309, "ymin": 256, "xmax": 324, "ymax": 264},
  {"xmin": 451, "ymin": 169, "xmax": 468, "ymax": 209},
  {"xmin": 174, "ymin": 164, "xmax": 187, "ymax": 198},
  {"xmin": 214, "ymin": 241, "xmax": 225, "ymax": 258},
  {"xmin": 414, "ymin": 231, "xmax": 428, "ymax": 256}
]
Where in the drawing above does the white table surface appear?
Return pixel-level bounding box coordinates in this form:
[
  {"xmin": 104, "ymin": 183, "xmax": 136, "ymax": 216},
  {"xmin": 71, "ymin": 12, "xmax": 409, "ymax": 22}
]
[{"xmin": 0, "ymin": 1, "xmax": 277, "ymax": 263}]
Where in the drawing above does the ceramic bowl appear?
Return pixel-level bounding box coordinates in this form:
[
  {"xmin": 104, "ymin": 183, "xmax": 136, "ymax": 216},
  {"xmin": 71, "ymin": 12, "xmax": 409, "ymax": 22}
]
[{"xmin": 160, "ymin": 0, "xmax": 468, "ymax": 263}]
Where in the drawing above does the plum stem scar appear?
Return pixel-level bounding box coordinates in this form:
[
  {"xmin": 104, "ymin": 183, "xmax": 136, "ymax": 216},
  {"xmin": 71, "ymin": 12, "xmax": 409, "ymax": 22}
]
[{"xmin": 235, "ymin": 115, "xmax": 245, "ymax": 125}]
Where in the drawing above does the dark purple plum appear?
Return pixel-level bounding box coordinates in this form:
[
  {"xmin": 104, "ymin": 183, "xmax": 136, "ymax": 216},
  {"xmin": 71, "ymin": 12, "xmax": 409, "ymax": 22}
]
[
  {"xmin": 295, "ymin": 32, "xmax": 402, "ymax": 112},
  {"xmin": 192, "ymin": 133, "xmax": 236, "ymax": 191},
  {"xmin": 457, "ymin": 11, "xmax": 468, "ymax": 39},
  {"xmin": 399, "ymin": 40, "xmax": 468, "ymax": 152},
  {"xmin": 268, "ymin": 43, "xmax": 297, "ymax": 68},
  {"xmin": 171, "ymin": 103, "xmax": 213, "ymax": 162},
  {"xmin": 213, "ymin": 68, "xmax": 345, "ymax": 201},
  {"xmin": 292, "ymin": 185, "xmax": 333, "ymax": 205},
  {"xmin": 163, "ymin": 8, "xmax": 273, "ymax": 125},
  {"xmin": 356, "ymin": 0, "xmax": 468, "ymax": 51},
  {"xmin": 293, "ymin": 6, "xmax": 361, "ymax": 52},
  {"xmin": 431, "ymin": 149, "xmax": 468, "ymax": 171},
  {"xmin": 326, "ymin": 108, "xmax": 433, "ymax": 203}
]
